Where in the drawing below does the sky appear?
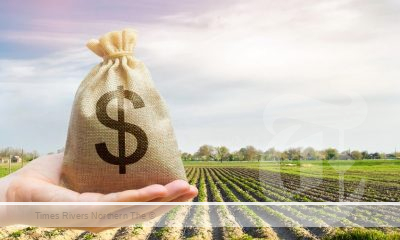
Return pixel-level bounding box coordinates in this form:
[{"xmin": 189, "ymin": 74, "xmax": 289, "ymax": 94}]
[{"xmin": 0, "ymin": 0, "xmax": 399, "ymax": 154}]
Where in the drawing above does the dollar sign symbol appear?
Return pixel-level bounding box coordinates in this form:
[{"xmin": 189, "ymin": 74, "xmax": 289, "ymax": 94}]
[{"xmin": 95, "ymin": 86, "xmax": 148, "ymax": 174}]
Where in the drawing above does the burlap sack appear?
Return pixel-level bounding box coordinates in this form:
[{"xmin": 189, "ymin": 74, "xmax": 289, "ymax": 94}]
[{"xmin": 61, "ymin": 29, "xmax": 187, "ymax": 193}]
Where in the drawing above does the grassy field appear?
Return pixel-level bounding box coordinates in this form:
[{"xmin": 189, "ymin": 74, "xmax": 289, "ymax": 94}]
[
  {"xmin": 185, "ymin": 159, "xmax": 400, "ymax": 183},
  {"xmin": 1, "ymin": 160, "xmax": 400, "ymax": 239},
  {"xmin": 3, "ymin": 159, "xmax": 400, "ymax": 181},
  {"xmin": 0, "ymin": 163, "xmax": 24, "ymax": 178}
]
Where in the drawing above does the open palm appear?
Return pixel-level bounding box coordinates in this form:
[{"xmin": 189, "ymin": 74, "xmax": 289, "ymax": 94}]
[
  {"xmin": 4, "ymin": 153, "xmax": 197, "ymax": 202},
  {"xmin": 0, "ymin": 153, "xmax": 197, "ymax": 231}
]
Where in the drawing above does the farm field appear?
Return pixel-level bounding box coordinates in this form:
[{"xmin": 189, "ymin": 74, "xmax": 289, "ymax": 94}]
[
  {"xmin": 1, "ymin": 160, "xmax": 400, "ymax": 239},
  {"xmin": 0, "ymin": 164, "xmax": 23, "ymax": 178}
]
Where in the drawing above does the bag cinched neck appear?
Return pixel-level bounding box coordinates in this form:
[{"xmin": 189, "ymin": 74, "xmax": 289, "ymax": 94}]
[{"xmin": 86, "ymin": 28, "xmax": 136, "ymax": 60}]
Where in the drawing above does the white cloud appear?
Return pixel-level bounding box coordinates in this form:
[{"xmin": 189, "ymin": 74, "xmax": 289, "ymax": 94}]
[{"xmin": 1, "ymin": 0, "xmax": 400, "ymax": 153}]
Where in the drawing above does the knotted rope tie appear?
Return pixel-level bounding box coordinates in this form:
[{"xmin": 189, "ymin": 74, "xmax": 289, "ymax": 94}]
[{"xmin": 104, "ymin": 51, "xmax": 133, "ymax": 60}]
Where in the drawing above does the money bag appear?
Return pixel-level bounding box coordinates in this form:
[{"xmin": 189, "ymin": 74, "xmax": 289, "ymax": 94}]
[{"xmin": 61, "ymin": 29, "xmax": 187, "ymax": 193}]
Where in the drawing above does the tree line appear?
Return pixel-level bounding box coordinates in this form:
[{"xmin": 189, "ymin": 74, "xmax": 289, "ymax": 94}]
[
  {"xmin": 181, "ymin": 145, "xmax": 400, "ymax": 162},
  {"xmin": 0, "ymin": 147, "xmax": 40, "ymax": 162},
  {"xmin": 1, "ymin": 145, "xmax": 398, "ymax": 163}
]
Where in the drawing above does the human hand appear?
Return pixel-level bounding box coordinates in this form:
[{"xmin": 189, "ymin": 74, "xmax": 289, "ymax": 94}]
[{"xmin": 0, "ymin": 153, "xmax": 197, "ymax": 231}]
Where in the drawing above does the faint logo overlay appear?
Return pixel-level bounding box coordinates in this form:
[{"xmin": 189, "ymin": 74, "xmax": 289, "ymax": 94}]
[
  {"xmin": 263, "ymin": 92, "xmax": 368, "ymax": 134},
  {"xmin": 260, "ymin": 92, "xmax": 368, "ymax": 204}
]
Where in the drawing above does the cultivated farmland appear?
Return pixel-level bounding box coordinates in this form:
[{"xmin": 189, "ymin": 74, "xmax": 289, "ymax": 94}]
[{"xmin": 1, "ymin": 160, "xmax": 400, "ymax": 239}]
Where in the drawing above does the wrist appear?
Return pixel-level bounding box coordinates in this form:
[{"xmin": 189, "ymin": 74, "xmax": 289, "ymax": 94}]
[
  {"xmin": 0, "ymin": 177, "xmax": 8, "ymax": 202},
  {"xmin": 0, "ymin": 175, "xmax": 11, "ymax": 226},
  {"xmin": 0, "ymin": 174, "xmax": 13, "ymax": 202}
]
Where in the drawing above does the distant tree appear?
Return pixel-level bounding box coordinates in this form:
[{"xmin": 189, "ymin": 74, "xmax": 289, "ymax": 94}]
[
  {"xmin": 284, "ymin": 148, "xmax": 301, "ymax": 161},
  {"xmin": 32, "ymin": 150, "xmax": 40, "ymax": 159},
  {"xmin": 265, "ymin": 148, "xmax": 280, "ymax": 161},
  {"xmin": 350, "ymin": 150, "xmax": 362, "ymax": 160},
  {"xmin": 339, "ymin": 151, "xmax": 352, "ymax": 160},
  {"xmin": 280, "ymin": 151, "xmax": 288, "ymax": 161},
  {"xmin": 361, "ymin": 151, "xmax": 369, "ymax": 160},
  {"xmin": 315, "ymin": 150, "xmax": 324, "ymax": 160},
  {"xmin": 215, "ymin": 146, "xmax": 230, "ymax": 163},
  {"xmin": 0, "ymin": 147, "xmax": 40, "ymax": 163},
  {"xmin": 194, "ymin": 145, "xmax": 216, "ymax": 161},
  {"xmin": 181, "ymin": 152, "xmax": 193, "ymax": 161},
  {"xmin": 23, "ymin": 151, "xmax": 39, "ymax": 162},
  {"xmin": 238, "ymin": 148, "xmax": 247, "ymax": 161},
  {"xmin": 231, "ymin": 151, "xmax": 244, "ymax": 161},
  {"xmin": 255, "ymin": 150, "xmax": 264, "ymax": 162},
  {"xmin": 239, "ymin": 146, "xmax": 260, "ymax": 161},
  {"xmin": 370, "ymin": 152, "xmax": 381, "ymax": 159},
  {"xmin": 324, "ymin": 148, "xmax": 339, "ymax": 160},
  {"xmin": 302, "ymin": 147, "xmax": 317, "ymax": 160},
  {"xmin": 0, "ymin": 147, "xmax": 11, "ymax": 157},
  {"xmin": 182, "ymin": 145, "xmax": 395, "ymax": 162},
  {"xmin": 0, "ymin": 147, "xmax": 24, "ymax": 158}
]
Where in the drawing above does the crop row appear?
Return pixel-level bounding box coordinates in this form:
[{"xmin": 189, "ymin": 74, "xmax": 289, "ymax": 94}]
[
  {"xmin": 186, "ymin": 167, "xmax": 400, "ymax": 239},
  {"xmin": 228, "ymin": 168, "xmax": 400, "ymax": 221},
  {"xmin": 206, "ymin": 168, "xmax": 318, "ymax": 240},
  {"xmin": 233, "ymin": 168, "xmax": 399, "ymax": 201}
]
